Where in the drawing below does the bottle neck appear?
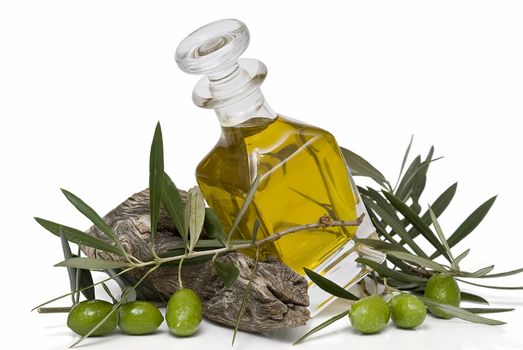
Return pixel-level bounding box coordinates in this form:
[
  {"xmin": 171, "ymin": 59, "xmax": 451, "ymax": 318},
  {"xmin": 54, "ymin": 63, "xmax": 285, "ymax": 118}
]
[{"xmin": 214, "ymin": 88, "xmax": 276, "ymax": 127}]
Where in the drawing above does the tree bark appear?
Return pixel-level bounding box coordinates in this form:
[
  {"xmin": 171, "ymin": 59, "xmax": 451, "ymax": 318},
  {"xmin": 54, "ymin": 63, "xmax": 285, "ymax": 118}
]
[{"xmin": 82, "ymin": 189, "xmax": 310, "ymax": 333}]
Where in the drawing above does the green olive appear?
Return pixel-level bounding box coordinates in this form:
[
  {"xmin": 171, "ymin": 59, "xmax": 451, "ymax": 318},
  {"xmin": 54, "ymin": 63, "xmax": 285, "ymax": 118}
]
[
  {"xmin": 390, "ymin": 294, "xmax": 427, "ymax": 329},
  {"xmin": 118, "ymin": 301, "xmax": 164, "ymax": 335},
  {"xmin": 424, "ymin": 273, "xmax": 460, "ymax": 319},
  {"xmin": 166, "ymin": 288, "xmax": 202, "ymax": 337},
  {"xmin": 349, "ymin": 295, "xmax": 390, "ymax": 334},
  {"xmin": 67, "ymin": 300, "xmax": 118, "ymax": 336}
]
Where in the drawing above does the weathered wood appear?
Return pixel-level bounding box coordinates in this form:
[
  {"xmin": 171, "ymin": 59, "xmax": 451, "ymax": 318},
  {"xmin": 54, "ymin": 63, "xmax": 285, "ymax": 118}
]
[{"xmin": 82, "ymin": 189, "xmax": 310, "ymax": 332}]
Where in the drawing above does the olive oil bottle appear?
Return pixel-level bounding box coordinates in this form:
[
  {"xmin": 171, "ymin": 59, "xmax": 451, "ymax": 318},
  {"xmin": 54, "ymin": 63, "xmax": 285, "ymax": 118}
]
[{"xmin": 175, "ymin": 19, "xmax": 383, "ymax": 315}]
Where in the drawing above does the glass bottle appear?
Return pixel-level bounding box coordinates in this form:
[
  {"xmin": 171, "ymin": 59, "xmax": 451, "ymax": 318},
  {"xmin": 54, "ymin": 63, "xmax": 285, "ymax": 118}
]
[{"xmin": 175, "ymin": 19, "xmax": 384, "ymax": 316}]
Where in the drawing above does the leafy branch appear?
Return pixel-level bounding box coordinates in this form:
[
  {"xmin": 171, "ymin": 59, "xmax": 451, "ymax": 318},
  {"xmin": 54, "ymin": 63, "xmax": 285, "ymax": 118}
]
[
  {"xmin": 294, "ymin": 141, "xmax": 522, "ymax": 344},
  {"xmin": 33, "ymin": 122, "xmax": 363, "ymax": 347}
]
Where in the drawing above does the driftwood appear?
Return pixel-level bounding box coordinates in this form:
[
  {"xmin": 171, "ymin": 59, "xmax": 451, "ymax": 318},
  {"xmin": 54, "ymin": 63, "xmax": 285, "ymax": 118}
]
[{"xmin": 82, "ymin": 189, "xmax": 310, "ymax": 333}]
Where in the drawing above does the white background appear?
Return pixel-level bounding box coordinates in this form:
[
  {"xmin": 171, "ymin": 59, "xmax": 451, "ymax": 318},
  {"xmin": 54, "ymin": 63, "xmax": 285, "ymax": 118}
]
[{"xmin": 1, "ymin": 1, "xmax": 522, "ymax": 349}]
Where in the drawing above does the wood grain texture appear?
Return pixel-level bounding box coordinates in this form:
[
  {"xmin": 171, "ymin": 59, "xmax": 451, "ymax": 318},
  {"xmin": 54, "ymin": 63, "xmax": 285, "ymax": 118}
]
[{"xmin": 82, "ymin": 189, "xmax": 310, "ymax": 332}]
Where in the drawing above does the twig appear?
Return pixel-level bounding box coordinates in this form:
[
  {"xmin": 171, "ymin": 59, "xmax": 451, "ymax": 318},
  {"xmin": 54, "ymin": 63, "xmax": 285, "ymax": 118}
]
[
  {"xmin": 37, "ymin": 307, "xmax": 72, "ymax": 313},
  {"xmin": 134, "ymin": 214, "xmax": 365, "ymax": 268}
]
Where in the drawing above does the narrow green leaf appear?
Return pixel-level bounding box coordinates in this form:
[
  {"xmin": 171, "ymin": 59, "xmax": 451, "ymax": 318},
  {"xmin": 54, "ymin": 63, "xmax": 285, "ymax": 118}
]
[
  {"xmin": 61, "ymin": 189, "xmax": 122, "ymax": 251},
  {"xmin": 149, "ymin": 122, "xmax": 164, "ymax": 255},
  {"xmin": 186, "ymin": 187, "xmax": 206, "ymax": 252},
  {"xmin": 55, "ymin": 257, "xmax": 131, "ymax": 270},
  {"xmin": 451, "ymin": 249, "xmax": 470, "ymax": 271},
  {"xmin": 384, "ymin": 250, "xmax": 448, "ymax": 273},
  {"xmin": 429, "ymin": 206, "xmax": 453, "ymax": 260},
  {"xmin": 419, "ymin": 296, "xmax": 505, "ymax": 325},
  {"xmin": 478, "ymin": 267, "xmax": 523, "ymax": 279},
  {"xmin": 35, "ymin": 217, "xmax": 125, "ymax": 256},
  {"xmin": 457, "ymin": 265, "xmax": 495, "ymax": 278},
  {"xmin": 204, "ymin": 208, "xmax": 226, "ymax": 246},
  {"xmin": 251, "ymin": 219, "xmax": 260, "ymax": 245},
  {"xmin": 227, "ymin": 175, "xmax": 260, "ymax": 242},
  {"xmin": 232, "ymin": 248, "xmax": 260, "ymax": 346},
  {"xmin": 393, "ymin": 135, "xmax": 414, "ymax": 190},
  {"xmin": 74, "ymin": 247, "xmax": 81, "ymax": 304},
  {"xmin": 60, "ymin": 230, "xmax": 76, "ymax": 304},
  {"xmin": 464, "ymin": 308, "xmax": 514, "ymax": 314},
  {"xmin": 383, "ymin": 191, "xmax": 452, "ymax": 262},
  {"xmin": 431, "ymin": 196, "xmax": 497, "ymax": 259},
  {"xmin": 355, "ymin": 238, "xmax": 407, "ymax": 252},
  {"xmin": 411, "ymin": 146, "xmax": 435, "ymax": 204},
  {"xmin": 360, "ymin": 187, "xmax": 398, "ymax": 222},
  {"xmin": 78, "ymin": 268, "xmax": 95, "ymax": 300},
  {"xmin": 340, "ymin": 147, "xmax": 391, "ymax": 190},
  {"xmin": 214, "ymin": 259, "xmax": 240, "ymax": 288},
  {"xmin": 460, "ymin": 292, "xmax": 489, "ymax": 305},
  {"xmin": 162, "ymin": 172, "xmax": 186, "ymax": 242},
  {"xmin": 356, "ymin": 257, "xmax": 427, "ymax": 284},
  {"xmin": 457, "ymin": 278, "xmax": 523, "ymax": 290},
  {"xmin": 304, "ymin": 268, "xmax": 359, "ymax": 301},
  {"xmin": 31, "ymin": 268, "xmax": 133, "ymax": 311},
  {"xmin": 101, "ymin": 283, "xmax": 118, "ymax": 304},
  {"xmin": 121, "ymin": 286, "xmax": 137, "ymax": 303},
  {"xmin": 409, "ymin": 183, "xmax": 458, "ymax": 240},
  {"xmin": 293, "ymin": 309, "xmax": 350, "ymax": 345},
  {"xmin": 395, "ymin": 155, "xmax": 421, "ymax": 201},
  {"xmin": 365, "ymin": 199, "xmax": 428, "ymax": 258}
]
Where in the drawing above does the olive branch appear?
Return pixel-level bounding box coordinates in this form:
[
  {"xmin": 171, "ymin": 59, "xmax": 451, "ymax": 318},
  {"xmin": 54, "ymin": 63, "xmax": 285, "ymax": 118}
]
[
  {"xmin": 32, "ymin": 124, "xmax": 523, "ymax": 347},
  {"xmin": 32, "ymin": 122, "xmax": 363, "ymax": 348}
]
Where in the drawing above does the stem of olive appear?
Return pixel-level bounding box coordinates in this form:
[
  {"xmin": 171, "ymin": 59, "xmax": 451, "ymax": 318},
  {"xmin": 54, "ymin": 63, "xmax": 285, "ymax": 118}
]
[
  {"xmin": 131, "ymin": 214, "xmax": 365, "ymax": 269},
  {"xmin": 37, "ymin": 307, "xmax": 72, "ymax": 313}
]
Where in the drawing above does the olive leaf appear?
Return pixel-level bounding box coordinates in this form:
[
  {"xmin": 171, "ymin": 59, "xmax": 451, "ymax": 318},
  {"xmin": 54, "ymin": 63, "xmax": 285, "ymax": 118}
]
[
  {"xmin": 149, "ymin": 122, "xmax": 164, "ymax": 256},
  {"xmin": 185, "ymin": 186, "xmax": 206, "ymax": 252},
  {"xmin": 419, "ymin": 296, "xmax": 505, "ymax": 325},
  {"xmin": 383, "ymin": 191, "xmax": 452, "ymax": 262},
  {"xmin": 411, "ymin": 146, "xmax": 435, "ymax": 206},
  {"xmin": 365, "ymin": 199, "xmax": 428, "ymax": 258},
  {"xmin": 77, "ymin": 267, "xmax": 95, "ymax": 301},
  {"xmin": 162, "ymin": 172, "xmax": 186, "ymax": 242},
  {"xmin": 460, "ymin": 292, "xmax": 489, "ymax": 305},
  {"xmin": 409, "ymin": 182, "xmax": 458, "ymax": 240},
  {"xmin": 32, "ymin": 268, "xmax": 133, "ymax": 312},
  {"xmin": 456, "ymin": 278, "xmax": 523, "ymax": 290},
  {"xmin": 384, "ymin": 251, "xmax": 448, "ymax": 273},
  {"xmin": 429, "ymin": 206, "xmax": 454, "ymax": 260},
  {"xmin": 394, "ymin": 135, "xmax": 414, "ymax": 190},
  {"xmin": 464, "ymin": 308, "xmax": 514, "ymax": 314},
  {"xmin": 451, "ymin": 249, "xmax": 470, "ymax": 271},
  {"xmin": 213, "ymin": 259, "xmax": 240, "ymax": 288},
  {"xmin": 55, "ymin": 257, "xmax": 131, "ymax": 270},
  {"xmin": 431, "ymin": 196, "xmax": 497, "ymax": 259},
  {"xmin": 477, "ymin": 267, "xmax": 523, "ymax": 279},
  {"xmin": 456, "ymin": 265, "xmax": 495, "ymax": 278},
  {"xmin": 227, "ymin": 175, "xmax": 260, "ymax": 242},
  {"xmin": 304, "ymin": 268, "xmax": 359, "ymax": 300},
  {"xmin": 35, "ymin": 218, "xmax": 125, "ymax": 256},
  {"xmin": 293, "ymin": 309, "xmax": 350, "ymax": 345},
  {"xmin": 395, "ymin": 155, "xmax": 421, "ymax": 201},
  {"xmin": 356, "ymin": 257, "xmax": 427, "ymax": 284},
  {"xmin": 232, "ymin": 248, "xmax": 260, "ymax": 346},
  {"xmin": 60, "ymin": 189, "xmax": 123, "ymax": 251},
  {"xmin": 341, "ymin": 147, "xmax": 391, "ymax": 190},
  {"xmin": 251, "ymin": 219, "xmax": 260, "ymax": 244},
  {"xmin": 60, "ymin": 230, "xmax": 77, "ymax": 304},
  {"xmin": 101, "ymin": 282, "xmax": 118, "ymax": 304},
  {"xmin": 204, "ymin": 208, "xmax": 226, "ymax": 246}
]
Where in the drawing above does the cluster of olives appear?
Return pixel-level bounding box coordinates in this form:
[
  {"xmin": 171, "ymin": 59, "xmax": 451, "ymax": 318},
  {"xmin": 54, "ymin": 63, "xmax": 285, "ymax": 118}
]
[
  {"xmin": 67, "ymin": 288, "xmax": 202, "ymax": 337},
  {"xmin": 349, "ymin": 273, "xmax": 460, "ymax": 334}
]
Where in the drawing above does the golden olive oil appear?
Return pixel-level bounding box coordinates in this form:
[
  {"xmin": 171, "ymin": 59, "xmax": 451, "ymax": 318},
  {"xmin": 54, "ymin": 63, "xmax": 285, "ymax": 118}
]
[{"xmin": 196, "ymin": 115, "xmax": 358, "ymax": 273}]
